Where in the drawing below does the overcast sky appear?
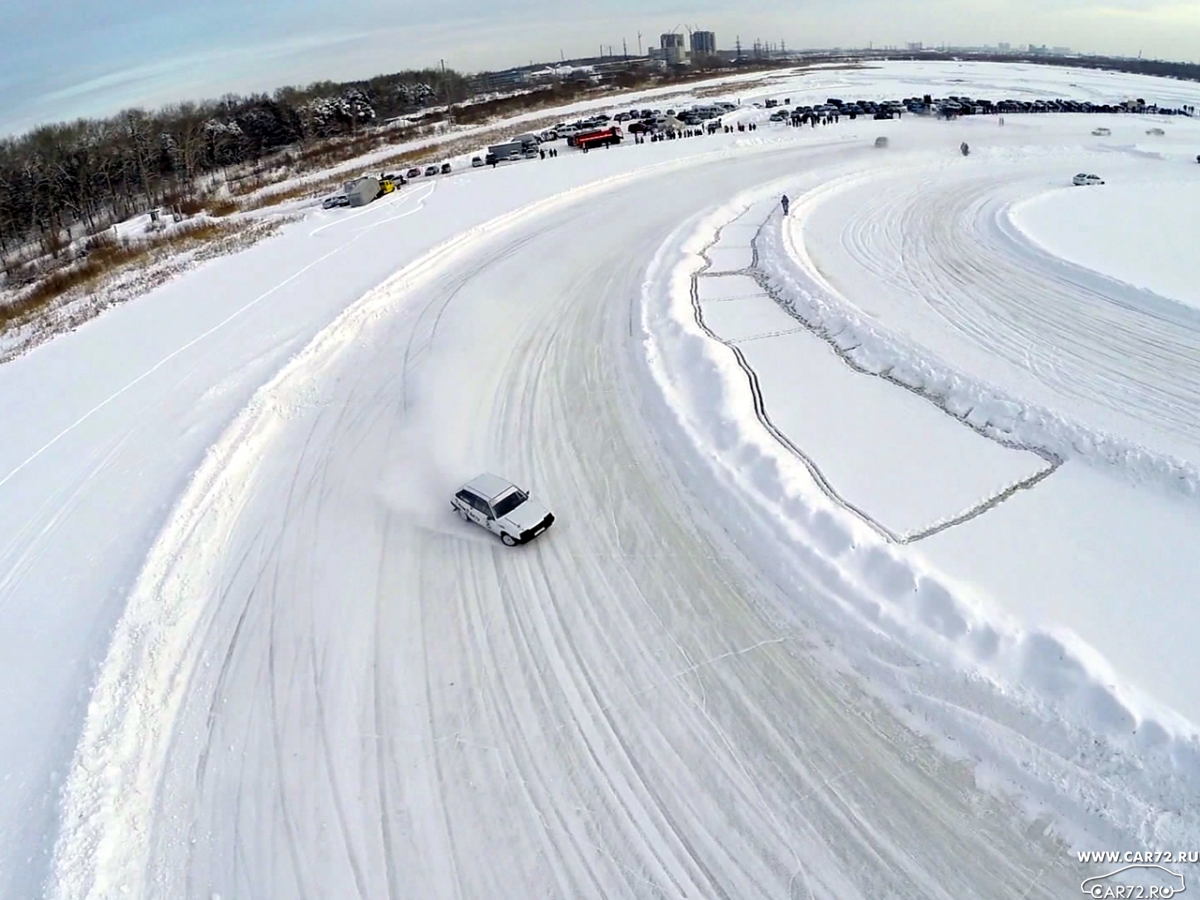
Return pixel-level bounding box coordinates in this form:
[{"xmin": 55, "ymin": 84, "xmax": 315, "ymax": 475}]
[{"xmin": 1, "ymin": 0, "xmax": 1198, "ymax": 135}]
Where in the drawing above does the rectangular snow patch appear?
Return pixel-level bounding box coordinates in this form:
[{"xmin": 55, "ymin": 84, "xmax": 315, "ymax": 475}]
[
  {"xmin": 696, "ymin": 275, "xmax": 767, "ymax": 303},
  {"xmin": 701, "ymin": 205, "xmax": 771, "ymax": 273},
  {"xmin": 704, "ymin": 245, "xmax": 754, "ymax": 274},
  {"xmin": 700, "ymin": 293, "xmax": 802, "ymax": 344},
  {"xmin": 737, "ymin": 327, "xmax": 1050, "ymax": 538}
]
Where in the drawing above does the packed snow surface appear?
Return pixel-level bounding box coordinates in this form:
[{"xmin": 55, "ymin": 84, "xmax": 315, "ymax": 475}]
[
  {"xmin": 1011, "ymin": 181, "xmax": 1200, "ymax": 312},
  {"xmin": 1, "ymin": 60, "xmax": 1199, "ymax": 899}
]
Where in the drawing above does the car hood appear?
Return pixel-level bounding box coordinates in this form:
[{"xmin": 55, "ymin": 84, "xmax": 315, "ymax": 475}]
[{"xmin": 499, "ymin": 498, "xmax": 551, "ymax": 532}]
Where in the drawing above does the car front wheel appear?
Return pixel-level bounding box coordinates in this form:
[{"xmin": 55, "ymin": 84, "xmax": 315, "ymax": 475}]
[
  {"xmin": 501, "ymin": 533, "xmax": 518, "ymax": 546},
  {"xmin": 457, "ymin": 507, "xmax": 469, "ymax": 522}
]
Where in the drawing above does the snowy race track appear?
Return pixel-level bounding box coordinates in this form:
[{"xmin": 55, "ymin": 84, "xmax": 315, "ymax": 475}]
[
  {"xmin": 793, "ymin": 152, "xmax": 1200, "ymax": 464},
  {"xmin": 46, "ymin": 146, "xmax": 1091, "ymax": 898},
  {"xmin": 773, "ymin": 130, "xmax": 1200, "ymax": 731},
  {"xmin": 11, "ymin": 60, "xmax": 1200, "ymax": 899}
]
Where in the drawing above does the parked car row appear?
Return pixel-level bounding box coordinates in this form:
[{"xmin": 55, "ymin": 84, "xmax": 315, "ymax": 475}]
[
  {"xmin": 322, "ymin": 162, "xmax": 452, "ymax": 208},
  {"xmin": 926, "ymin": 94, "xmax": 1193, "ymax": 117},
  {"xmin": 549, "ymin": 101, "xmax": 736, "ymax": 137},
  {"xmin": 399, "ymin": 162, "xmax": 452, "ymax": 179},
  {"xmin": 756, "ymin": 93, "xmax": 1195, "ymax": 120}
]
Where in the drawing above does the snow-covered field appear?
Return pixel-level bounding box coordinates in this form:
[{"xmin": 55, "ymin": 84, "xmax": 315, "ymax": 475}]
[
  {"xmin": 3, "ymin": 60, "xmax": 1200, "ymax": 899},
  {"xmin": 1012, "ymin": 181, "xmax": 1200, "ymax": 311}
]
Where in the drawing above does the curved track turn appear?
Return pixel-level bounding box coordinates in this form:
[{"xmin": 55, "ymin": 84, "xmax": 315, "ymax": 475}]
[
  {"xmin": 99, "ymin": 151, "xmax": 1090, "ymax": 899},
  {"xmin": 796, "ymin": 159, "xmax": 1200, "ymax": 463}
]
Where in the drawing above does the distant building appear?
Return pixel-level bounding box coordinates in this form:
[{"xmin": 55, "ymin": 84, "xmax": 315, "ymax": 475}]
[
  {"xmin": 998, "ymin": 42, "xmax": 1011, "ymax": 51},
  {"xmin": 907, "ymin": 41, "xmax": 923, "ymax": 51},
  {"xmin": 690, "ymin": 30, "xmax": 716, "ymax": 57},
  {"xmin": 527, "ymin": 64, "xmax": 595, "ymax": 82},
  {"xmin": 468, "ymin": 68, "xmax": 530, "ymax": 92},
  {"xmin": 1052, "ymin": 45, "xmax": 1071, "ymax": 54},
  {"xmin": 660, "ymin": 32, "xmax": 687, "ymax": 64}
]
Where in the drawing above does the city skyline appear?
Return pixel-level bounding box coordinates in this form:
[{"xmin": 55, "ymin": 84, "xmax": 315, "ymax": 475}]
[{"xmin": 1, "ymin": 0, "xmax": 1198, "ymax": 135}]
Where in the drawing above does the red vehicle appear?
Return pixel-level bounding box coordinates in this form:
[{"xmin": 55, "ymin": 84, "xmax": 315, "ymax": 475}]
[{"xmin": 569, "ymin": 125, "xmax": 623, "ymax": 150}]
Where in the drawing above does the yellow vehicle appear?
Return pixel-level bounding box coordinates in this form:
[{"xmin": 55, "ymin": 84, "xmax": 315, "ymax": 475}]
[{"xmin": 375, "ymin": 178, "xmax": 396, "ymax": 199}]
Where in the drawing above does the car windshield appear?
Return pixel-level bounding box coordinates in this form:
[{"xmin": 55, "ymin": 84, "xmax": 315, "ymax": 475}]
[{"xmin": 491, "ymin": 489, "xmax": 528, "ymax": 518}]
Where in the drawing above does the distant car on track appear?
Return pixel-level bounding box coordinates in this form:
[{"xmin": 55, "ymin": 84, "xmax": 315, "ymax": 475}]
[
  {"xmin": 1092, "ymin": 127, "xmax": 1111, "ymax": 136},
  {"xmin": 425, "ymin": 165, "xmax": 439, "ymax": 176},
  {"xmin": 322, "ymin": 195, "xmax": 350, "ymax": 209},
  {"xmin": 441, "ymin": 162, "xmax": 452, "ymax": 174},
  {"xmin": 1073, "ymin": 173, "xmax": 1105, "ymax": 186},
  {"xmin": 471, "ymin": 156, "xmax": 484, "ymax": 167},
  {"xmin": 407, "ymin": 167, "xmax": 421, "ymax": 178},
  {"xmin": 452, "ymin": 474, "xmax": 554, "ymax": 546}
]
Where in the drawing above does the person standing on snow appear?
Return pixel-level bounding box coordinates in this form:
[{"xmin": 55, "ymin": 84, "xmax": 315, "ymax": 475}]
[{"xmin": 781, "ymin": 194, "xmax": 790, "ymax": 215}]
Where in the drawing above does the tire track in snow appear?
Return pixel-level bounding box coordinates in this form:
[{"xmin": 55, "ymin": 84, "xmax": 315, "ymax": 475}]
[{"xmin": 372, "ymin": 512, "xmax": 401, "ymax": 900}]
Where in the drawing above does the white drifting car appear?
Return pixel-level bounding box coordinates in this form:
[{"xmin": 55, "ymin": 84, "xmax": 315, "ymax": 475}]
[
  {"xmin": 451, "ymin": 473, "xmax": 555, "ymax": 546},
  {"xmin": 1073, "ymin": 173, "xmax": 1105, "ymax": 186}
]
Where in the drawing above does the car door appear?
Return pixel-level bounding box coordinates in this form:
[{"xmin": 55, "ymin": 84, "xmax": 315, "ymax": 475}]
[
  {"xmin": 471, "ymin": 495, "xmax": 504, "ymax": 534},
  {"xmin": 462, "ymin": 491, "xmax": 491, "ymax": 528}
]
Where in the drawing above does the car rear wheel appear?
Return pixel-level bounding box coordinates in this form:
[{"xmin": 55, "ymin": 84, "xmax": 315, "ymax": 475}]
[{"xmin": 501, "ymin": 533, "xmax": 518, "ymax": 546}]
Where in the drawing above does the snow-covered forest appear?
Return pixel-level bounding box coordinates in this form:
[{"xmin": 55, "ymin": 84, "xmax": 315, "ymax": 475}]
[{"xmin": 0, "ymin": 69, "xmax": 464, "ymax": 266}]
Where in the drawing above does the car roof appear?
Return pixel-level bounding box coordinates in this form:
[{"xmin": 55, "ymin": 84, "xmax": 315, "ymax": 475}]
[{"xmin": 463, "ymin": 473, "xmax": 518, "ymax": 501}]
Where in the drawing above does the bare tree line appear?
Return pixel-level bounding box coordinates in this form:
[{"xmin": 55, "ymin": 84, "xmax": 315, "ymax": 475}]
[{"xmin": 0, "ymin": 67, "xmax": 470, "ymax": 270}]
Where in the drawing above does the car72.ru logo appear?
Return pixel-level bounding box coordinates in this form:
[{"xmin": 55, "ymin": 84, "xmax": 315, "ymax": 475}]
[{"xmin": 1082, "ymin": 864, "xmax": 1186, "ymax": 898}]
